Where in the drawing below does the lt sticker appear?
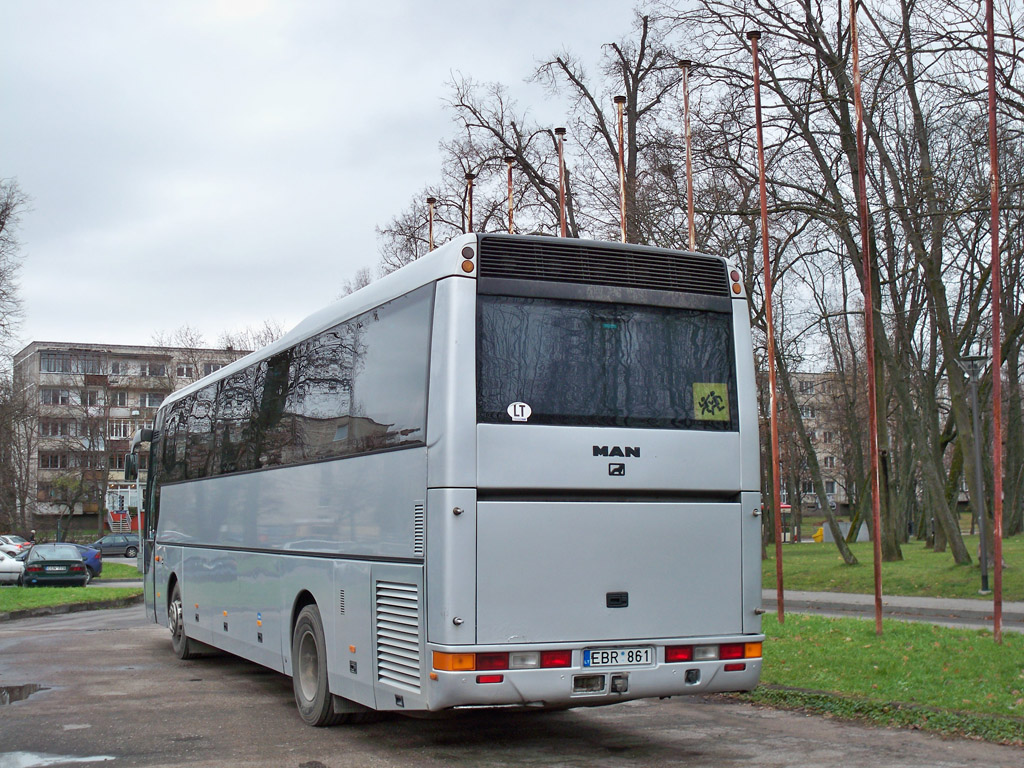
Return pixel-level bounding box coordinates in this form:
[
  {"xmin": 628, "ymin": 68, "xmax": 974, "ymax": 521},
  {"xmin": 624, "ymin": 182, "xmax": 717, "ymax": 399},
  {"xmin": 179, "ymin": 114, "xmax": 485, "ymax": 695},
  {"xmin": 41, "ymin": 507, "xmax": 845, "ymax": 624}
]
[
  {"xmin": 507, "ymin": 402, "xmax": 532, "ymax": 422},
  {"xmin": 693, "ymin": 384, "xmax": 730, "ymax": 421}
]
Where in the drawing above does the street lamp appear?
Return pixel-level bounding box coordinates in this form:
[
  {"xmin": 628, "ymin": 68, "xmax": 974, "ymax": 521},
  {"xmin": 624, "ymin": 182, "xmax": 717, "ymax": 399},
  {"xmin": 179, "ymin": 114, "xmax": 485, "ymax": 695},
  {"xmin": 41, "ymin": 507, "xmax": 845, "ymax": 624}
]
[{"xmin": 956, "ymin": 355, "xmax": 991, "ymax": 594}]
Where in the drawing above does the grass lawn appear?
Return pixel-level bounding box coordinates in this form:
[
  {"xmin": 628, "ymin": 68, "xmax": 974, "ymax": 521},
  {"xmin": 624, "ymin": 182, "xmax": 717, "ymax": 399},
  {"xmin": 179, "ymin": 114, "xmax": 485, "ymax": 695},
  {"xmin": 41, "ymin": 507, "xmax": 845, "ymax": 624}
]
[
  {"xmin": 94, "ymin": 562, "xmax": 142, "ymax": 581},
  {"xmin": 764, "ymin": 534, "xmax": 1023, "ymax": 601},
  {"xmin": 0, "ymin": 585, "xmax": 143, "ymax": 613},
  {"xmin": 740, "ymin": 613, "xmax": 1024, "ymax": 744}
]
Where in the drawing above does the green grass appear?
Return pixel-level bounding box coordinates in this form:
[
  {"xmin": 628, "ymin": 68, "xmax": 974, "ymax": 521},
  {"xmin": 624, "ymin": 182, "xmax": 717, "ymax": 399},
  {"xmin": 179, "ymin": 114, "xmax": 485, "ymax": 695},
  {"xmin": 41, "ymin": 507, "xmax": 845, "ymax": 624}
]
[
  {"xmin": 737, "ymin": 613, "xmax": 1024, "ymax": 744},
  {"xmin": 94, "ymin": 562, "xmax": 142, "ymax": 580},
  {"xmin": 0, "ymin": 585, "xmax": 143, "ymax": 613},
  {"xmin": 764, "ymin": 535, "xmax": 1023, "ymax": 601}
]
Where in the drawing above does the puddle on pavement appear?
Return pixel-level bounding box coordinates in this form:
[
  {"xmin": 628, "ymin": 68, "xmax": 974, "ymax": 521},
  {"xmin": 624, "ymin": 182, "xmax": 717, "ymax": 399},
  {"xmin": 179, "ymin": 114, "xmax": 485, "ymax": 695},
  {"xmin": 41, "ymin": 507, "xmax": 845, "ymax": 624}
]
[
  {"xmin": 0, "ymin": 753, "xmax": 115, "ymax": 767},
  {"xmin": 0, "ymin": 684, "xmax": 48, "ymax": 705}
]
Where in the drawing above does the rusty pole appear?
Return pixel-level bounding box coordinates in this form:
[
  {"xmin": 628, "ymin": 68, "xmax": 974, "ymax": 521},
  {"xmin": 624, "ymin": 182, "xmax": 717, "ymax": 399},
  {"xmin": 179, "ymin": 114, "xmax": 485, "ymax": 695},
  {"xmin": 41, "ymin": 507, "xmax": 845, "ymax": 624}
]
[
  {"xmin": 849, "ymin": 0, "xmax": 884, "ymax": 635},
  {"xmin": 504, "ymin": 155, "xmax": 516, "ymax": 234},
  {"xmin": 986, "ymin": 0, "xmax": 1004, "ymax": 644},
  {"xmin": 614, "ymin": 96, "xmax": 627, "ymax": 243},
  {"xmin": 678, "ymin": 60, "xmax": 696, "ymax": 251},
  {"xmin": 748, "ymin": 31, "xmax": 785, "ymax": 624},
  {"xmin": 426, "ymin": 196, "xmax": 436, "ymax": 252},
  {"xmin": 465, "ymin": 173, "xmax": 476, "ymax": 233},
  {"xmin": 555, "ymin": 127, "xmax": 567, "ymax": 237}
]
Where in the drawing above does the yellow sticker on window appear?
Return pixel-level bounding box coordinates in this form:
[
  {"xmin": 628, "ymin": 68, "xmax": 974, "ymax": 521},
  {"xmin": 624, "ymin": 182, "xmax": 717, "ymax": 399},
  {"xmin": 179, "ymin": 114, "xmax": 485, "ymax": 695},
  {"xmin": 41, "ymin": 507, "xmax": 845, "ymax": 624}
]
[{"xmin": 693, "ymin": 383, "xmax": 730, "ymax": 421}]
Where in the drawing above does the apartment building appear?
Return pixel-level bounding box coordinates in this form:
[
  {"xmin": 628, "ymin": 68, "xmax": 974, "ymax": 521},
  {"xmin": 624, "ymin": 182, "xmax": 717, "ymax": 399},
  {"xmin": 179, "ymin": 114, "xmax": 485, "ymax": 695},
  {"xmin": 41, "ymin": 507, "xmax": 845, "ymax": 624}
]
[
  {"xmin": 785, "ymin": 371, "xmax": 850, "ymax": 512},
  {"xmin": 13, "ymin": 341, "xmax": 249, "ymax": 527}
]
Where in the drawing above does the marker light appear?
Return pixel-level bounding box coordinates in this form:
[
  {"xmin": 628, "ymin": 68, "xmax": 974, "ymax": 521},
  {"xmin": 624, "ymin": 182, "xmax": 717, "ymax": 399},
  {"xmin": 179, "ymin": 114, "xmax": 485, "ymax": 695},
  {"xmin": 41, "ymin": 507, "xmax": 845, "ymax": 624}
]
[
  {"xmin": 720, "ymin": 643, "xmax": 744, "ymax": 660},
  {"xmin": 540, "ymin": 650, "xmax": 572, "ymax": 668},
  {"xmin": 724, "ymin": 663, "xmax": 746, "ymax": 672},
  {"xmin": 693, "ymin": 645, "xmax": 718, "ymax": 661},
  {"xmin": 665, "ymin": 645, "xmax": 693, "ymax": 663},
  {"xmin": 745, "ymin": 642, "xmax": 763, "ymax": 658},
  {"xmin": 510, "ymin": 652, "xmax": 541, "ymax": 669},
  {"xmin": 730, "ymin": 269, "xmax": 743, "ymax": 294},
  {"xmin": 475, "ymin": 652, "xmax": 509, "ymax": 671},
  {"xmin": 432, "ymin": 652, "xmax": 475, "ymax": 671},
  {"xmin": 461, "ymin": 260, "xmax": 476, "ymax": 273},
  {"xmin": 461, "ymin": 246, "xmax": 475, "ymax": 259},
  {"xmin": 476, "ymin": 675, "xmax": 504, "ymax": 684}
]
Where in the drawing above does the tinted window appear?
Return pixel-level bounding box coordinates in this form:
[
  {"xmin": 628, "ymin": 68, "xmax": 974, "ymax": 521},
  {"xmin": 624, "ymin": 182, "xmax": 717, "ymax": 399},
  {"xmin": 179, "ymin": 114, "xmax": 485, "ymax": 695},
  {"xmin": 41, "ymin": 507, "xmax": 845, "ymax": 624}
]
[
  {"xmin": 477, "ymin": 295, "xmax": 738, "ymax": 431},
  {"xmin": 157, "ymin": 285, "xmax": 433, "ymax": 483}
]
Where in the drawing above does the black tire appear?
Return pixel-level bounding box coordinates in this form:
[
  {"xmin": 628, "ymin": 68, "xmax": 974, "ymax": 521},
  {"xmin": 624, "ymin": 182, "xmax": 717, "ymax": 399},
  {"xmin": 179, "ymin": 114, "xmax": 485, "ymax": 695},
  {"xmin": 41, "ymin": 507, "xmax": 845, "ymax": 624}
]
[
  {"xmin": 292, "ymin": 604, "xmax": 345, "ymax": 726},
  {"xmin": 125, "ymin": 546, "xmax": 138, "ymax": 558},
  {"xmin": 169, "ymin": 582, "xmax": 200, "ymax": 660}
]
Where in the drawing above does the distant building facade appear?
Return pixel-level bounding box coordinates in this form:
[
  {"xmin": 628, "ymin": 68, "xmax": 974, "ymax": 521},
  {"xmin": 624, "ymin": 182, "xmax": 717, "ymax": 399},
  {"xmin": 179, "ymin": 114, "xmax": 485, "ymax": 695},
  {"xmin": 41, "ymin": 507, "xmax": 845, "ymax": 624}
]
[
  {"xmin": 13, "ymin": 341, "xmax": 249, "ymax": 529},
  {"xmin": 783, "ymin": 371, "xmax": 851, "ymax": 513}
]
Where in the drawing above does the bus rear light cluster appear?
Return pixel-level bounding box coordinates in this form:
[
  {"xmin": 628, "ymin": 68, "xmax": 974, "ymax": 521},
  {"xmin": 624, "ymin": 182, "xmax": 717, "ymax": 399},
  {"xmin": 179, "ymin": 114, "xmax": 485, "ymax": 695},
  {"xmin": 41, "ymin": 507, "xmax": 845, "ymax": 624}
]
[
  {"xmin": 460, "ymin": 245, "xmax": 476, "ymax": 274},
  {"xmin": 433, "ymin": 649, "xmax": 573, "ymax": 672},
  {"xmin": 730, "ymin": 269, "xmax": 743, "ymax": 294},
  {"xmin": 665, "ymin": 642, "xmax": 761, "ymax": 663}
]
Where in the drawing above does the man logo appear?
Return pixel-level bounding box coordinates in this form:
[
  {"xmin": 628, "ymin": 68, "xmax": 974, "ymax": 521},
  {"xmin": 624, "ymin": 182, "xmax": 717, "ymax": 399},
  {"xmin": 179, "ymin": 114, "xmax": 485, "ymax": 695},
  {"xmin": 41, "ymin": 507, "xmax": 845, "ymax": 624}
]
[
  {"xmin": 608, "ymin": 463, "xmax": 626, "ymax": 476},
  {"xmin": 593, "ymin": 445, "xmax": 640, "ymax": 458}
]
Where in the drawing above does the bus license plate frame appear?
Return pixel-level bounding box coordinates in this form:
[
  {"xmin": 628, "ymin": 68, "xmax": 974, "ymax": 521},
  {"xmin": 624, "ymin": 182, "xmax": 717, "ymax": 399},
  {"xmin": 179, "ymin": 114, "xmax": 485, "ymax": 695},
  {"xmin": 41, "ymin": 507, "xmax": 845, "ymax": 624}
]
[{"xmin": 583, "ymin": 647, "xmax": 654, "ymax": 668}]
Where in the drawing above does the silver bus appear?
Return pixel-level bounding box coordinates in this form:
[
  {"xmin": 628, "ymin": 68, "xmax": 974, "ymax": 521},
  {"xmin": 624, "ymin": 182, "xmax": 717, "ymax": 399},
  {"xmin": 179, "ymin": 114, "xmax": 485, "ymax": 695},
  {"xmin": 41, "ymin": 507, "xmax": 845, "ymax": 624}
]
[{"xmin": 130, "ymin": 233, "xmax": 764, "ymax": 725}]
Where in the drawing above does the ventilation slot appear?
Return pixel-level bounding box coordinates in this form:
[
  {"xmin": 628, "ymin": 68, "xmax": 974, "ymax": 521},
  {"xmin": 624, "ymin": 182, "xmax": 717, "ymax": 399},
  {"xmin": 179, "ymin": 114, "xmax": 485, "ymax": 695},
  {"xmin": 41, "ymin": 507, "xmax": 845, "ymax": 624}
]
[
  {"xmin": 339, "ymin": 589, "xmax": 345, "ymax": 615},
  {"xmin": 376, "ymin": 581, "xmax": 421, "ymax": 693},
  {"xmin": 478, "ymin": 235, "xmax": 730, "ymax": 297},
  {"xmin": 413, "ymin": 501, "xmax": 425, "ymax": 558}
]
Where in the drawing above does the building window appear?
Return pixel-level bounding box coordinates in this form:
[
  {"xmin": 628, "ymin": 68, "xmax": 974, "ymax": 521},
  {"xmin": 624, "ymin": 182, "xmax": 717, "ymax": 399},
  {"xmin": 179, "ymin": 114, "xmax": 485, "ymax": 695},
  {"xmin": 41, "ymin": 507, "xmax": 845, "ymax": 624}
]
[
  {"xmin": 141, "ymin": 393, "xmax": 165, "ymax": 408},
  {"xmin": 822, "ymin": 431, "xmax": 834, "ymax": 444},
  {"xmin": 142, "ymin": 362, "xmax": 167, "ymax": 377},
  {"xmin": 110, "ymin": 361, "xmax": 122, "ymax": 374},
  {"xmin": 40, "ymin": 388, "xmax": 71, "ymax": 406},
  {"xmin": 202, "ymin": 362, "xmax": 223, "ymax": 376},
  {"xmin": 798, "ymin": 379, "xmax": 815, "ymax": 394},
  {"xmin": 112, "ymin": 391, "xmax": 128, "ymax": 407},
  {"xmin": 177, "ymin": 364, "xmax": 194, "ymax": 378},
  {"xmin": 40, "ymin": 352, "xmax": 72, "ymax": 373},
  {"xmin": 80, "ymin": 390, "xmax": 99, "ymax": 407},
  {"xmin": 799, "ymin": 406, "xmax": 816, "ymax": 419},
  {"xmin": 823, "ymin": 455, "xmax": 836, "ymax": 469},
  {"xmin": 801, "ymin": 480, "xmax": 814, "ymax": 494},
  {"xmin": 825, "ymin": 480, "xmax": 837, "ymax": 494},
  {"xmin": 39, "ymin": 452, "xmax": 70, "ymax": 469}
]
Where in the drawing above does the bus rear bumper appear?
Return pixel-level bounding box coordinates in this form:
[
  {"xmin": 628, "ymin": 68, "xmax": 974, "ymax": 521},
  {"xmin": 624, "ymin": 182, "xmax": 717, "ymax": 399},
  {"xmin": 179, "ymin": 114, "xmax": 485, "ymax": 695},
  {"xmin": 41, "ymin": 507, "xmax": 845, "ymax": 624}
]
[{"xmin": 423, "ymin": 651, "xmax": 763, "ymax": 712}]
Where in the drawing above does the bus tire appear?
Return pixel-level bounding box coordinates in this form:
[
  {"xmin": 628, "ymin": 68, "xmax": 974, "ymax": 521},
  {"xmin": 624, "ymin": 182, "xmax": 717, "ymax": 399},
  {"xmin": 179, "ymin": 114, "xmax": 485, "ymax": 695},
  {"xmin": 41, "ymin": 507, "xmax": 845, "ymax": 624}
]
[
  {"xmin": 169, "ymin": 582, "xmax": 200, "ymax": 660},
  {"xmin": 292, "ymin": 604, "xmax": 342, "ymax": 726}
]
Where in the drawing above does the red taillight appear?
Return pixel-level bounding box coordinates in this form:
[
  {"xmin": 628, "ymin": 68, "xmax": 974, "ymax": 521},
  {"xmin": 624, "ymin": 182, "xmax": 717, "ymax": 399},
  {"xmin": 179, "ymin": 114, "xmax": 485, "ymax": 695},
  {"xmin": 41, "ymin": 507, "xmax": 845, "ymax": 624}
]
[
  {"xmin": 720, "ymin": 643, "xmax": 744, "ymax": 660},
  {"xmin": 476, "ymin": 674, "xmax": 504, "ymax": 684},
  {"xmin": 26, "ymin": 565, "xmax": 43, "ymax": 573},
  {"xmin": 724, "ymin": 663, "xmax": 746, "ymax": 672},
  {"xmin": 665, "ymin": 645, "xmax": 693, "ymax": 663},
  {"xmin": 540, "ymin": 650, "xmax": 572, "ymax": 668},
  {"xmin": 475, "ymin": 653, "xmax": 509, "ymax": 671}
]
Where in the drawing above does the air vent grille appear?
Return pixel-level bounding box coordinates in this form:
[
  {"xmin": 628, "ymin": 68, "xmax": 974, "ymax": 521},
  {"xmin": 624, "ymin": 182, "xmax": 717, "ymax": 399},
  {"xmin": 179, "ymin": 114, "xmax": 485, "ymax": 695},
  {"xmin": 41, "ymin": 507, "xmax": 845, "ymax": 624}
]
[
  {"xmin": 478, "ymin": 236, "xmax": 730, "ymax": 297},
  {"xmin": 375, "ymin": 581, "xmax": 421, "ymax": 692},
  {"xmin": 339, "ymin": 589, "xmax": 345, "ymax": 615},
  {"xmin": 413, "ymin": 502, "xmax": 425, "ymax": 558}
]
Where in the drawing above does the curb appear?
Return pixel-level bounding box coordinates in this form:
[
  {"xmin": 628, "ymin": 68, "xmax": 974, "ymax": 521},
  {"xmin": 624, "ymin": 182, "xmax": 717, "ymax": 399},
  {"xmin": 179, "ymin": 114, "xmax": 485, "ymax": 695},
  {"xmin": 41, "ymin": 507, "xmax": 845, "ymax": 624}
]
[{"xmin": 0, "ymin": 594, "xmax": 144, "ymax": 623}]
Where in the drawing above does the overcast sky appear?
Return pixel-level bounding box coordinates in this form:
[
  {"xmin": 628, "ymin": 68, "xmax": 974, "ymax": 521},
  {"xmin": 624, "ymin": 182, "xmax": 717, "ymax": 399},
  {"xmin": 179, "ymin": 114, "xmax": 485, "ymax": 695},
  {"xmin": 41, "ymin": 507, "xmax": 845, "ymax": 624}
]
[{"xmin": 1, "ymin": 0, "xmax": 639, "ymax": 351}]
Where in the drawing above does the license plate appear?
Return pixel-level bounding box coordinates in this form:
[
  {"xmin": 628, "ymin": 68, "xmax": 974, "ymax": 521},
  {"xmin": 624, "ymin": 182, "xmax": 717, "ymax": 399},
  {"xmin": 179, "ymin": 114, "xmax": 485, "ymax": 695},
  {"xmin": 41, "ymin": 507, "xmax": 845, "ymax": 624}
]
[
  {"xmin": 583, "ymin": 647, "xmax": 653, "ymax": 668},
  {"xmin": 45, "ymin": 566, "xmax": 67, "ymax": 572}
]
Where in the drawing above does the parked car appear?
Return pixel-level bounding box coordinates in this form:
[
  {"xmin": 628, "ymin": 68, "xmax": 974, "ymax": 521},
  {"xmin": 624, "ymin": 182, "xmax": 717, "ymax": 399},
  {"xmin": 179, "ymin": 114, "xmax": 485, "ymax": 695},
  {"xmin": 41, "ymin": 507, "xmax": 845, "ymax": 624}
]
[
  {"xmin": 0, "ymin": 550, "xmax": 25, "ymax": 585},
  {"xmin": 89, "ymin": 534, "xmax": 139, "ymax": 558},
  {"xmin": 20, "ymin": 543, "xmax": 89, "ymax": 587},
  {"xmin": 0, "ymin": 534, "xmax": 31, "ymax": 556},
  {"xmin": 70, "ymin": 544, "xmax": 102, "ymax": 581}
]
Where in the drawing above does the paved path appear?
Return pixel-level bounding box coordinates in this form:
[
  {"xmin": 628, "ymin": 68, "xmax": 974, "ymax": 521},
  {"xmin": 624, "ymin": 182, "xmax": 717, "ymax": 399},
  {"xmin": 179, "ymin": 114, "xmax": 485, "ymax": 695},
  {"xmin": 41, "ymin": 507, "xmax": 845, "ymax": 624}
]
[{"xmin": 762, "ymin": 589, "xmax": 1024, "ymax": 632}]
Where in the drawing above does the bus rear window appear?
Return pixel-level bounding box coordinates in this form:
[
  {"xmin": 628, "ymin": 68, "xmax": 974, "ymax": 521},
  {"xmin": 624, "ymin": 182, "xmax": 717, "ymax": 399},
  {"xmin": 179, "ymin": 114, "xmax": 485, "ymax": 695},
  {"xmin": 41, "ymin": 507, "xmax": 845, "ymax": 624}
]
[{"xmin": 477, "ymin": 295, "xmax": 738, "ymax": 431}]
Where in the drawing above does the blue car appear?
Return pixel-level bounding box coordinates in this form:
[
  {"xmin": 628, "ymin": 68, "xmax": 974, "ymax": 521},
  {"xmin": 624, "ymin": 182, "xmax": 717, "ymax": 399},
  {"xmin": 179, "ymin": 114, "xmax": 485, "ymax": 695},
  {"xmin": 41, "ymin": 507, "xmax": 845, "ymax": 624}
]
[{"xmin": 71, "ymin": 544, "xmax": 102, "ymax": 581}]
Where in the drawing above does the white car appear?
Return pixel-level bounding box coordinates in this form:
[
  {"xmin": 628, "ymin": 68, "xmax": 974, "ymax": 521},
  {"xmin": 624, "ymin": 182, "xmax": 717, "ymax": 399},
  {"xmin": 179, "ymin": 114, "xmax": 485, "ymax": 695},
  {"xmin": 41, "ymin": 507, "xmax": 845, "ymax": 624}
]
[
  {"xmin": 0, "ymin": 550, "xmax": 25, "ymax": 584},
  {"xmin": 0, "ymin": 535, "xmax": 30, "ymax": 557}
]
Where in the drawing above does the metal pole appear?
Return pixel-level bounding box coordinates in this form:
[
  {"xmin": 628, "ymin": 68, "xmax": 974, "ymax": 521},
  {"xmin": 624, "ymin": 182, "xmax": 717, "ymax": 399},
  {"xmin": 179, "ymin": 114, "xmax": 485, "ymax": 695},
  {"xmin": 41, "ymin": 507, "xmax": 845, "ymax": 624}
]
[
  {"xmin": 426, "ymin": 196, "xmax": 436, "ymax": 252},
  {"xmin": 504, "ymin": 155, "xmax": 516, "ymax": 234},
  {"xmin": 555, "ymin": 127, "xmax": 567, "ymax": 237},
  {"xmin": 614, "ymin": 96, "xmax": 627, "ymax": 243},
  {"xmin": 465, "ymin": 173, "xmax": 476, "ymax": 234},
  {"xmin": 965, "ymin": 366, "xmax": 991, "ymax": 593},
  {"xmin": 678, "ymin": 60, "xmax": 696, "ymax": 251},
  {"xmin": 850, "ymin": 0, "xmax": 885, "ymax": 636},
  {"xmin": 985, "ymin": 0, "xmax": 1004, "ymax": 644},
  {"xmin": 748, "ymin": 31, "xmax": 785, "ymax": 624}
]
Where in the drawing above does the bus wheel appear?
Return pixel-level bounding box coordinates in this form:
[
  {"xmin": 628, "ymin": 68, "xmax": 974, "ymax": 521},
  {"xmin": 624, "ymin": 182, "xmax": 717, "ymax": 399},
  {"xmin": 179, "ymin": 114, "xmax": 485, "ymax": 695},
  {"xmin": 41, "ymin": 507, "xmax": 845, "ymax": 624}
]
[
  {"xmin": 292, "ymin": 604, "xmax": 342, "ymax": 726},
  {"xmin": 169, "ymin": 582, "xmax": 199, "ymax": 660}
]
